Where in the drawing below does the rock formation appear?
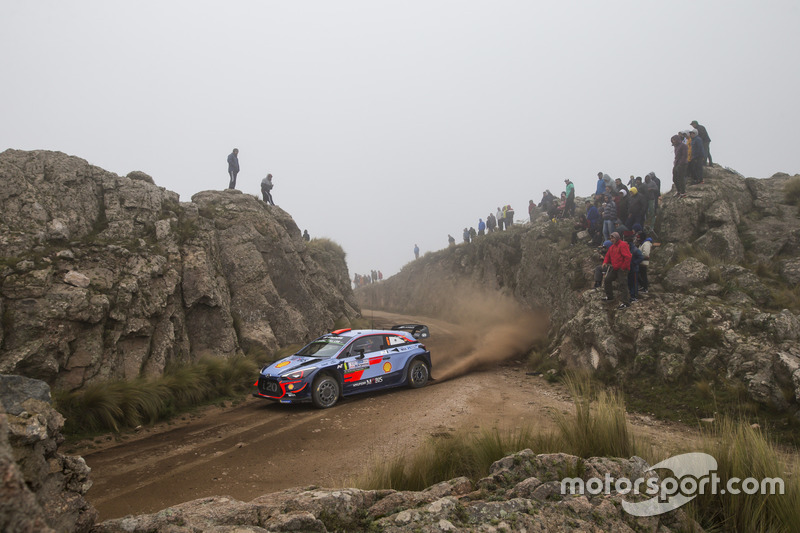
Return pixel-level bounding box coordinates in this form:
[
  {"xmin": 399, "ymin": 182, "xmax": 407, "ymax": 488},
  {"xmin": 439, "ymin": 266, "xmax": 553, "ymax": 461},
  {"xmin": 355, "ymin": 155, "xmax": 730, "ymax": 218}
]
[
  {"xmin": 0, "ymin": 375, "xmax": 96, "ymax": 532},
  {"xmin": 357, "ymin": 166, "xmax": 800, "ymax": 417},
  {"xmin": 0, "ymin": 150, "xmax": 359, "ymax": 391}
]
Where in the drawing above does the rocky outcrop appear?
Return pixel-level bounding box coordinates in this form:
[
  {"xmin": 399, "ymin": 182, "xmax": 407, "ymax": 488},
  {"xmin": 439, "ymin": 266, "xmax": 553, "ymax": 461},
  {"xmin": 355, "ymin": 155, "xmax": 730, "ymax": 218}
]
[
  {"xmin": 0, "ymin": 150, "xmax": 359, "ymax": 390},
  {"xmin": 0, "ymin": 375, "xmax": 96, "ymax": 532},
  {"xmin": 358, "ymin": 166, "xmax": 800, "ymax": 416},
  {"xmin": 92, "ymin": 450, "xmax": 697, "ymax": 532}
]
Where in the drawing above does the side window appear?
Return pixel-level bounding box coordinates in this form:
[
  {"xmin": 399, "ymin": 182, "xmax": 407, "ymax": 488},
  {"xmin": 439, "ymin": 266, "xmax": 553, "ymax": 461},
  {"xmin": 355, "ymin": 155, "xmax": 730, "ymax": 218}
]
[
  {"xmin": 386, "ymin": 335, "xmax": 410, "ymax": 347},
  {"xmin": 345, "ymin": 335, "xmax": 384, "ymax": 357}
]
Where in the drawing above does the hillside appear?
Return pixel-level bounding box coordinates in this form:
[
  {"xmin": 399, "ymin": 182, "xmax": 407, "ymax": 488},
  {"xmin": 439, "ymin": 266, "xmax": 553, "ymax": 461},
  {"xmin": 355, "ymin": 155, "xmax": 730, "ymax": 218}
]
[{"xmin": 0, "ymin": 149, "xmax": 359, "ymax": 391}]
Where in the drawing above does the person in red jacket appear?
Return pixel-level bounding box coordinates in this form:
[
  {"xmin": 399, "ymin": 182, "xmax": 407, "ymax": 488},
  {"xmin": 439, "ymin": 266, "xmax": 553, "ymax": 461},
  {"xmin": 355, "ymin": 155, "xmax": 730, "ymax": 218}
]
[{"xmin": 602, "ymin": 232, "xmax": 632, "ymax": 309}]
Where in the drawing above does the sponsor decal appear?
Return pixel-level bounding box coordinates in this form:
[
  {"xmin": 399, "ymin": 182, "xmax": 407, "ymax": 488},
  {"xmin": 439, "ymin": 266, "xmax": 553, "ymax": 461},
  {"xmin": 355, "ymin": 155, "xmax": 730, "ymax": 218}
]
[
  {"xmin": 353, "ymin": 377, "xmax": 383, "ymax": 388},
  {"xmin": 369, "ymin": 356, "xmax": 383, "ymax": 365},
  {"xmin": 387, "ymin": 336, "xmax": 405, "ymax": 346},
  {"xmin": 344, "ymin": 360, "xmax": 369, "ymax": 371},
  {"xmin": 344, "ymin": 370, "xmax": 365, "ymax": 383},
  {"xmin": 276, "ymin": 361, "xmax": 291, "ymax": 369},
  {"xmin": 383, "ymin": 362, "xmax": 392, "ymax": 372}
]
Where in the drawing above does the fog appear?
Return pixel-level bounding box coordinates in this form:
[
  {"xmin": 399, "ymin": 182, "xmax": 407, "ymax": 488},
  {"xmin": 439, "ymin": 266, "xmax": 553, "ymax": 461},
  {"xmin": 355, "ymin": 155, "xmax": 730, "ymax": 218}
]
[{"xmin": 2, "ymin": 1, "xmax": 799, "ymax": 279}]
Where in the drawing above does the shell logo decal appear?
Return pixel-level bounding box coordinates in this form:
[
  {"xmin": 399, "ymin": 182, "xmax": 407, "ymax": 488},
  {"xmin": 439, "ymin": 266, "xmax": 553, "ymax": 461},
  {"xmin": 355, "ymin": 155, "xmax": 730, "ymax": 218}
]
[
  {"xmin": 276, "ymin": 361, "xmax": 291, "ymax": 369},
  {"xmin": 383, "ymin": 362, "xmax": 392, "ymax": 373}
]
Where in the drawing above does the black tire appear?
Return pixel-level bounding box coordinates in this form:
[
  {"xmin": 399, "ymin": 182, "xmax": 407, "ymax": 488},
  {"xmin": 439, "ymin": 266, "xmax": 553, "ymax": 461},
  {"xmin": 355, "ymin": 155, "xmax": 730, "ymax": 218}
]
[
  {"xmin": 407, "ymin": 359, "xmax": 430, "ymax": 389},
  {"xmin": 311, "ymin": 374, "xmax": 340, "ymax": 409}
]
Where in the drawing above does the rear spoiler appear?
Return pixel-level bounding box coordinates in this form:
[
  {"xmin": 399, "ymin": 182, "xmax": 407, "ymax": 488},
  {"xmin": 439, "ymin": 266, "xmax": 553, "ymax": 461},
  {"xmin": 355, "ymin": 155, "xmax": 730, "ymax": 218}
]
[{"xmin": 391, "ymin": 324, "xmax": 430, "ymax": 339}]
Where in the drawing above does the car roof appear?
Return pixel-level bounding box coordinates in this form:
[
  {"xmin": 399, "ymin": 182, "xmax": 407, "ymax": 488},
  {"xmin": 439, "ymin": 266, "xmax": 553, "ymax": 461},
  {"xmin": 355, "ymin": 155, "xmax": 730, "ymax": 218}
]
[{"xmin": 326, "ymin": 328, "xmax": 415, "ymax": 339}]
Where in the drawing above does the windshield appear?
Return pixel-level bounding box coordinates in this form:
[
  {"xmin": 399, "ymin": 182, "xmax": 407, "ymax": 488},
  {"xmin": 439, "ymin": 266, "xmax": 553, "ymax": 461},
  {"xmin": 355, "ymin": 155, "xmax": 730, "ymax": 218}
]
[{"xmin": 295, "ymin": 336, "xmax": 346, "ymax": 358}]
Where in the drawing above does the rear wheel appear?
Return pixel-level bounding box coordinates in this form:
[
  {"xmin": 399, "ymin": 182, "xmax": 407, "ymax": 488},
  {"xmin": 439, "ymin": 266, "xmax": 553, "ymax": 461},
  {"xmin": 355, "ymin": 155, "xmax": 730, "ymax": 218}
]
[
  {"xmin": 311, "ymin": 375, "xmax": 340, "ymax": 408},
  {"xmin": 407, "ymin": 359, "xmax": 429, "ymax": 389}
]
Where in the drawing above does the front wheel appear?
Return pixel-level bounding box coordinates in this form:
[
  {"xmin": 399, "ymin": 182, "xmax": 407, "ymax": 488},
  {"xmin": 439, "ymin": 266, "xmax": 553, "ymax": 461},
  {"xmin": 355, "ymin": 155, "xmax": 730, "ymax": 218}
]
[
  {"xmin": 311, "ymin": 375, "xmax": 340, "ymax": 408},
  {"xmin": 407, "ymin": 359, "xmax": 430, "ymax": 389}
]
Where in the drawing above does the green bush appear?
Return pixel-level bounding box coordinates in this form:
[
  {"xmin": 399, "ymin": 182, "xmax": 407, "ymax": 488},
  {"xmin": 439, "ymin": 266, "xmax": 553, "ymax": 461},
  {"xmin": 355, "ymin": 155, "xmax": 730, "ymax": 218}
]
[
  {"xmin": 784, "ymin": 176, "xmax": 800, "ymax": 206},
  {"xmin": 307, "ymin": 237, "xmax": 346, "ymax": 259}
]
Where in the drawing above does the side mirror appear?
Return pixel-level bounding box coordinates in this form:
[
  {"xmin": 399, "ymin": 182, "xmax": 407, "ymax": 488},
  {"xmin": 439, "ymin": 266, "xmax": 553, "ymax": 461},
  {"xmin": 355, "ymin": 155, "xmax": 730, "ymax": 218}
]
[{"xmin": 356, "ymin": 349, "xmax": 365, "ymax": 358}]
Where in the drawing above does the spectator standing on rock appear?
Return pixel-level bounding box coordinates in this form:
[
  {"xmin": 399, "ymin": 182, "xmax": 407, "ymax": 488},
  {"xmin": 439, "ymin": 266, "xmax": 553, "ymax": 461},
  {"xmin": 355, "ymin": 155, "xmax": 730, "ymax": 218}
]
[
  {"xmin": 303, "ymin": 229, "xmax": 310, "ymax": 242},
  {"xmin": 487, "ymin": 213, "xmax": 497, "ymax": 233},
  {"xmin": 564, "ymin": 179, "xmax": 575, "ymax": 217},
  {"xmin": 594, "ymin": 240, "xmax": 612, "ymax": 289},
  {"xmin": 689, "ymin": 129, "xmax": 706, "ymax": 185},
  {"xmin": 671, "ymin": 134, "xmax": 688, "ymax": 197},
  {"xmin": 505, "ymin": 205, "xmax": 515, "ymax": 227},
  {"xmin": 496, "ymin": 207, "xmax": 505, "ymax": 231},
  {"xmin": 690, "ymin": 120, "xmax": 712, "ymax": 165},
  {"xmin": 637, "ymin": 233, "xmax": 653, "ymax": 293},
  {"xmin": 602, "ymin": 195, "xmax": 617, "ymax": 241},
  {"xmin": 478, "ymin": 218, "xmax": 486, "ymax": 236},
  {"xmin": 414, "ymin": 244, "xmax": 419, "ymax": 259},
  {"xmin": 528, "ymin": 200, "xmax": 536, "ymax": 223},
  {"xmin": 261, "ymin": 173, "xmax": 275, "ymax": 205},
  {"xmin": 463, "ymin": 228, "xmax": 471, "ymax": 244},
  {"xmin": 448, "ymin": 234, "xmax": 456, "ymax": 247},
  {"xmin": 227, "ymin": 148, "xmax": 240, "ymax": 189},
  {"xmin": 595, "ymin": 173, "xmax": 607, "ymax": 199},
  {"xmin": 626, "ymin": 187, "xmax": 646, "ymax": 229},
  {"xmin": 602, "ymin": 232, "xmax": 632, "ymax": 309},
  {"xmin": 469, "ymin": 227, "xmax": 477, "ymax": 241},
  {"xmin": 602, "ymin": 173, "xmax": 616, "ymax": 195},
  {"xmin": 644, "ymin": 174, "xmax": 658, "ymax": 226},
  {"xmin": 626, "ymin": 235, "xmax": 644, "ymax": 303},
  {"xmin": 586, "ymin": 200, "xmax": 602, "ymax": 243}
]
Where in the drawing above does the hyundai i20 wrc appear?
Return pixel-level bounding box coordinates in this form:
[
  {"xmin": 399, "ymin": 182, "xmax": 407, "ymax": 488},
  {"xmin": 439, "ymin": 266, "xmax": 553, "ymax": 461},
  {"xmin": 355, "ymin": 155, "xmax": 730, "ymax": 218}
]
[{"xmin": 253, "ymin": 327, "xmax": 432, "ymax": 408}]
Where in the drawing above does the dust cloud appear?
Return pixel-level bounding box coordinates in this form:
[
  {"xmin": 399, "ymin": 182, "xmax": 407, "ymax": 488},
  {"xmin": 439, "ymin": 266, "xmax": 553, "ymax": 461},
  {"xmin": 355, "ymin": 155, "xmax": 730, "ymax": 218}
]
[{"xmin": 370, "ymin": 281, "xmax": 549, "ymax": 382}]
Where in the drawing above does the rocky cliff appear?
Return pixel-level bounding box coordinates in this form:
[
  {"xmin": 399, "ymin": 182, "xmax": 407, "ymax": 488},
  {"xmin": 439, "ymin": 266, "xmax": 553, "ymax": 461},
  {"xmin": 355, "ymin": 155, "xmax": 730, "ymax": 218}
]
[
  {"xmin": 357, "ymin": 166, "xmax": 800, "ymax": 420},
  {"xmin": 0, "ymin": 149, "xmax": 359, "ymax": 390}
]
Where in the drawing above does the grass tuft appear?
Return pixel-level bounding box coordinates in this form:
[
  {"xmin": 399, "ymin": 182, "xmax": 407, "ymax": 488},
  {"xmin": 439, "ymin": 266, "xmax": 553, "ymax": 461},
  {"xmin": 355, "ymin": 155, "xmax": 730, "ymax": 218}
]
[
  {"xmin": 688, "ymin": 416, "xmax": 800, "ymax": 533},
  {"xmin": 55, "ymin": 355, "xmax": 258, "ymax": 436}
]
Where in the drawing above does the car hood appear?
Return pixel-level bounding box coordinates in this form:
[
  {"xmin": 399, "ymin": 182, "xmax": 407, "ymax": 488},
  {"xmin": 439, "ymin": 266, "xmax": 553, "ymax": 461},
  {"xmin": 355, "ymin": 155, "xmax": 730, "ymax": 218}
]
[{"xmin": 260, "ymin": 356, "xmax": 321, "ymax": 377}]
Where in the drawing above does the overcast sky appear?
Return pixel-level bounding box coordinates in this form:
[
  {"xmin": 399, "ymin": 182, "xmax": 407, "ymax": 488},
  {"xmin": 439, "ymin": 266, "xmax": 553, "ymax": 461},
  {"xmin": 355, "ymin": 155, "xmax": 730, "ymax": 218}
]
[{"xmin": 2, "ymin": 1, "xmax": 799, "ymax": 280}]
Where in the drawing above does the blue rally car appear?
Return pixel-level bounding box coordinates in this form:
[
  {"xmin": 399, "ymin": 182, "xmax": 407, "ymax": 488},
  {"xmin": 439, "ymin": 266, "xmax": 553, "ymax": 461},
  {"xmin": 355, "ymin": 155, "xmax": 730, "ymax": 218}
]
[{"xmin": 253, "ymin": 326, "xmax": 432, "ymax": 408}]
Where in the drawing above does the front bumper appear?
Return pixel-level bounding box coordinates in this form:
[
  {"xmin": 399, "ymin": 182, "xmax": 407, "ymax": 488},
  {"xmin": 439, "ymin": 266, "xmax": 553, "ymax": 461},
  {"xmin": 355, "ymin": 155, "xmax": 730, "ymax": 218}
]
[{"xmin": 253, "ymin": 375, "xmax": 311, "ymax": 403}]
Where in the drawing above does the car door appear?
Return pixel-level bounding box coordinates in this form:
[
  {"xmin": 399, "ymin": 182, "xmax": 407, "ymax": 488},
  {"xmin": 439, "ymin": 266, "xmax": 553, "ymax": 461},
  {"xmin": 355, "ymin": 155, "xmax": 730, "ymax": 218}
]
[{"xmin": 339, "ymin": 335, "xmax": 391, "ymax": 394}]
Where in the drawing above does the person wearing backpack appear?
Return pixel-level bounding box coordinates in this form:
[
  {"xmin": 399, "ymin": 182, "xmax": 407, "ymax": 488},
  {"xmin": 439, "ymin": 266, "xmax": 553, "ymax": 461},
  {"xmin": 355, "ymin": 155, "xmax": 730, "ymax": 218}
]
[{"xmin": 261, "ymin": 173, "xmax": 275, "ymax": 205}]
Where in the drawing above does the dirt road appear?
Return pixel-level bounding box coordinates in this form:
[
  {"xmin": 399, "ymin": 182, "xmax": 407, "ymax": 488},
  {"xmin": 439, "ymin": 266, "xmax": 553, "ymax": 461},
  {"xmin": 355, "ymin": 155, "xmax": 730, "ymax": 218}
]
[{"xmin": 72, "ymin": 309, "xmax": 697, "ymax": 521}]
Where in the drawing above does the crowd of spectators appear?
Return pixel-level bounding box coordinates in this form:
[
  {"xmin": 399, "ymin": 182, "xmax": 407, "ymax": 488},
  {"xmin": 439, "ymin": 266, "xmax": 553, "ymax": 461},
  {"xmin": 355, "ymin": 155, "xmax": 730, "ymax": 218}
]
[{"xmin": 440, "ymin": 121, "xmax": 713, "ymax": 310}]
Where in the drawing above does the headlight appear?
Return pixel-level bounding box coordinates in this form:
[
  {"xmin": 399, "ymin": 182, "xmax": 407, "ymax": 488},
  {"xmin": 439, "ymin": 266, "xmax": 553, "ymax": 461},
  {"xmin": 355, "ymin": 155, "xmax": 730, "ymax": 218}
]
[{"xmin": 282, "ymin": 367, "xmax": 316, "ymax": 380}]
